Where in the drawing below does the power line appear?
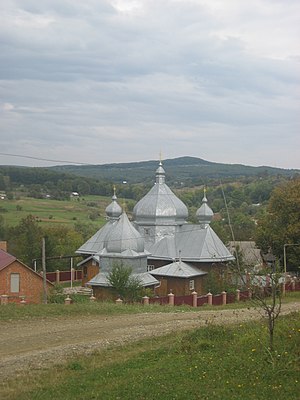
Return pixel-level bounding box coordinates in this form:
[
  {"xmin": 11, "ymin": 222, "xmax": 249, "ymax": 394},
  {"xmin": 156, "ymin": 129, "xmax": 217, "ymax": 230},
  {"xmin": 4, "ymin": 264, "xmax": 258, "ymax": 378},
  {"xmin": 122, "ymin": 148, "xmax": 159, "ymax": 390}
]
[{"xmin": 0, "ymin": 152, "xmax": 93, "ymax": 165}]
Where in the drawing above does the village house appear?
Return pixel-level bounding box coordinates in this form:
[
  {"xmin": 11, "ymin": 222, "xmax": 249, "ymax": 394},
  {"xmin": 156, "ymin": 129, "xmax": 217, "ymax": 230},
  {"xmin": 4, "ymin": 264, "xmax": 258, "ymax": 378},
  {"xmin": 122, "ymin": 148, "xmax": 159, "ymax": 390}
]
[
  {"xmin": 0, "ymin": 243, "xmax": 53, "ymax": 304},
  {"xmin": 76, "ymin": 162, "xmax": 234, "ymax": 298}
]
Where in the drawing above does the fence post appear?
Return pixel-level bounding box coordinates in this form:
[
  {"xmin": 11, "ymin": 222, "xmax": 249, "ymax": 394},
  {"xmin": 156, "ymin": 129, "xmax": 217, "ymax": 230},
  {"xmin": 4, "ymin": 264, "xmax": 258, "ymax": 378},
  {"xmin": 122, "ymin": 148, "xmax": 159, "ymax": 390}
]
[
  {"xmin": 291, "ymin": 279, "xmax": 296, "ymax": 291},
  {"xmin": 236, "ymin": 289, "xmax": 240, "ymax": 302},
  {"xmin": 56, "ymin": 270, "xmax": 60, "ymax": 284},
  {"xmin": 143, "ymin": 296, "xmax": 150, "ymax": 305},
  {"xmin": 221, "ymin": 291, "xmax": 227, "ymax": 305},
  {"xmin": 248, "ymin": 288, "xmax": 252, "ymax": 300},
  {"xmin": 115, "ymin": 297, "xmax": 123, "ymax": 305},
  {"xmin": 1, "ymin": 295, "xmax": 8, "ymax": 305},
  {"xmin": 192, "ymin": 291, "xmax": 197, "ymax": 307},
  {"xmin": 207, "ymin": 292, "xmax": 212, "ymax": 306},
  {"xmin": 20, "ymin": 296, "xmax": 26, "ymax": 306},
  {"xmin": 168, "ymin": 290, "xmax": 174, "ymax": 306},
  {"xmin": 64, "ymin": 295, "xmax": 72, "ymax": 305}
]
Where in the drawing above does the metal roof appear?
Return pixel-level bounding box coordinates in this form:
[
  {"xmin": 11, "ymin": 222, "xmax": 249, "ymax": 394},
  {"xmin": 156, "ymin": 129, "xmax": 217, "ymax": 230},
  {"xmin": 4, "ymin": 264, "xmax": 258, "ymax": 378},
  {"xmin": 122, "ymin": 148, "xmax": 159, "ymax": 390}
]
[
  {"xmin": 87, "ymin": 271, "xmax": 159, "ymax": 287},
  {"xmin": 133, "ymin": 161, "xmax": 188, "ymax": 225},
  {"xmin": 150, "ymin": 260, "xmax": 207, "ymax": 278},
  {"xmin": 147, "ymin": 225, "xmax": 235, "ymax": 262},
  {"xmin": 76, "ymin": 220, "xmax": 117, "ymax": 255}
]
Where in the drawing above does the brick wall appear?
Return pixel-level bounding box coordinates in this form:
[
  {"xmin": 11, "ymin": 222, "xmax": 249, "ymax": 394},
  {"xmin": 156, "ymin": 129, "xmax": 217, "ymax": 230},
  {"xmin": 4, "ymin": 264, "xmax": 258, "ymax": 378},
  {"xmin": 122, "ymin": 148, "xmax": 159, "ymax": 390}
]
[{"xmin": 0, "ymin": 260, "xmax": 52, "ymax": 304}]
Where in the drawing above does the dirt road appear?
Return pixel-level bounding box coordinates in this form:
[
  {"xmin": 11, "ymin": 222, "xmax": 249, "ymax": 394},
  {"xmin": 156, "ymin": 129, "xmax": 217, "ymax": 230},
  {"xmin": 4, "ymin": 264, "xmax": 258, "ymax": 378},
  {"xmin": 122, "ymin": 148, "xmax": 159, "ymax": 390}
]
[{"xmin": 1, "ymin": 302, "xmax": 299, "ymax": 381}]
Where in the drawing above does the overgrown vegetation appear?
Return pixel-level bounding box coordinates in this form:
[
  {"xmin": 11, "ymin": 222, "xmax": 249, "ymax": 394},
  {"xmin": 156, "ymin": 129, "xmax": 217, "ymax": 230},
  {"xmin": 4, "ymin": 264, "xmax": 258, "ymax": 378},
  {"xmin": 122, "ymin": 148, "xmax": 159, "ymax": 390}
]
[{"xmin": 1, "ymin": 311, "xmax": 299, "ymax": 400}]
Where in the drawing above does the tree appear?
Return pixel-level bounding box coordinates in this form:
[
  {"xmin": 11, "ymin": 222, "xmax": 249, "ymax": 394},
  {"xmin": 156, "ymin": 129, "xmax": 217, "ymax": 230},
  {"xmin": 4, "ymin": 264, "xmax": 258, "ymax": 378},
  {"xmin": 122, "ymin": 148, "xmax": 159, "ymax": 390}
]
[
  {"xmin": 107, "ymin": 263, "xmax": 142, "ymax": 302},
  {"xmin": 7, "ymin": 215, "xmax": 43, "ymax": 266},
  {"xmin": 255, "ymin": 178, "xmax": 300, "ymax": 271}
]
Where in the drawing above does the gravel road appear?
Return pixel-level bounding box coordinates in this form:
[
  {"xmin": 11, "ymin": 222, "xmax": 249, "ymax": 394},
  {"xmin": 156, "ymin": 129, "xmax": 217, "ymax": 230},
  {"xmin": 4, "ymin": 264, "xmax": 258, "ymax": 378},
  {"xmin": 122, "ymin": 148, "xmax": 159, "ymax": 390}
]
[{"xmin": 0, "ymin": 302, "xmax": 299, "ymax": 381}]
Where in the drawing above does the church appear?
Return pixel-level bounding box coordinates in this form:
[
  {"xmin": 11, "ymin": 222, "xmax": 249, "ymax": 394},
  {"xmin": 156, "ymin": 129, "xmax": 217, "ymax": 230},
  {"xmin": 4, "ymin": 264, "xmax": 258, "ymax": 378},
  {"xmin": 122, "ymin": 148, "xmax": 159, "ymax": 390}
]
[{"xmin": 76, "ymin": 161, "xmax": 234, "ymax": 298}]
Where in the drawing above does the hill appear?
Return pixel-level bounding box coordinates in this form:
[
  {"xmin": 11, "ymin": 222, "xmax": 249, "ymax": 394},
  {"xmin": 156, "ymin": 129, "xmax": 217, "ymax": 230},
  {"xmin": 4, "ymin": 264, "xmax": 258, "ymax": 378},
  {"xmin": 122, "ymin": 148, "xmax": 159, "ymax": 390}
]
[{"xmin": 50, "ymin": 156, "xmax": 299, "ymax": 184}]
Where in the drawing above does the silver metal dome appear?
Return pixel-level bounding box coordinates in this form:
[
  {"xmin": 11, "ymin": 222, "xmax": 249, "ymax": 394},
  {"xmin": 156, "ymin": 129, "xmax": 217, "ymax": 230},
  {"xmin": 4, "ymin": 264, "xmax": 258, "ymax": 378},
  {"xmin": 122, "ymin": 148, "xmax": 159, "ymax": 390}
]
[
  {"xmin": 133, "ymin": 161, "xmax": 188, "ymax": 225},
  {"xmin": 105, "ymin": 187, "xmax": 122, "ymax": 220},
  {"xmin": 196, "ymin": 190, "xmax": 214, "ymax": 226}
]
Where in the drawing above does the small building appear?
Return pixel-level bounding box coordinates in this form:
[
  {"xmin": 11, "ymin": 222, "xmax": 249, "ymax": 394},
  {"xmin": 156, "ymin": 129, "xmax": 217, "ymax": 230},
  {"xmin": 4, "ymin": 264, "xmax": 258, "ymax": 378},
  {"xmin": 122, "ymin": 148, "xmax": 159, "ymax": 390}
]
[
  {"xmin": 0, "ymin": 248, "xmax": 53, "ymax": 304},
  {"xmin": 150, "ymin": 259, "xmax": 207, "ymax": 296},
  {"xmin": 77, "ymin": 255, "xmax": 100, "ymax": 286}
]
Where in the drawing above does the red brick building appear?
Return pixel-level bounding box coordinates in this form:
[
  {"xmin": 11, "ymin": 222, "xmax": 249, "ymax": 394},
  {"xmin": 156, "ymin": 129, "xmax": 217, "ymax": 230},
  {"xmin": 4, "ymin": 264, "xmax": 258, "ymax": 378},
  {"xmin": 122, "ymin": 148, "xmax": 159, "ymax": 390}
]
[{"xmin": 0, "ymin": 248, "xmax": 53, "ymax": 304}]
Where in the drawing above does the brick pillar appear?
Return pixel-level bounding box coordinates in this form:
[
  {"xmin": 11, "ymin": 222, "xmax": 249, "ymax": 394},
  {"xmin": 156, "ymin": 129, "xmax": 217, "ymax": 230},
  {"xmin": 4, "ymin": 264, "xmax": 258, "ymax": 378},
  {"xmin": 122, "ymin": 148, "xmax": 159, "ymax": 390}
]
[
  {"xmin": 115, "ymin": 297, "xmax": 123, "ymax": 305},
  {"xmin": 291, "ymin": 279, "xmax": 296, "ymax": 291},
  {"xmin": 236, "ymin": 289, "xmax": 240, "ymax": 302},
  {"xmin": 56, "ymin": 270, "xmax": 60, "ymax": 284},
  {"xmin": 168, "ymin": 291, "xmax": 174, "ymax": 306},
  {"xmin": 207, "ymin": 292, "xmax": 212, "ymax": 306},
  {"xmin": 64, "ymin": 295, "xmax": 72, "ymax": 305},
  {"xmin": 20, "ymin": 296, "xmax": 27, "ymax": 306},
  {"xmin": 143, "ymin": 296, "xmax": 150, "ymax": 305},
  {"xmin": 192, "ymin": 291, "xmax": 197, "ymax": 307},
  {"xmin": 248, "ymin": 288, "xmax": 252, "ymax": 300},
  {"xmin": 1, "ymin": 295, "xmax": 9, "ymax": 305},
  {"xmin": 221, "ymin": 291, "xmax": 227, "ymax": 305},
  {"xmin": 90, "ymin": 295, "xmax": 96, "ymax": 302}
]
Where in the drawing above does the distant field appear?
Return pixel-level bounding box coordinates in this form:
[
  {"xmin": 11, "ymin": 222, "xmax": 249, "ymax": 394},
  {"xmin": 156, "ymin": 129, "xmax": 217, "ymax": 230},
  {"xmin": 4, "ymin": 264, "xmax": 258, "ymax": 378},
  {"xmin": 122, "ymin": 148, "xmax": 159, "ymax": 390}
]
[{"xmin": 0, "ymin": 195, "xmax": 118, "ymax": 227}]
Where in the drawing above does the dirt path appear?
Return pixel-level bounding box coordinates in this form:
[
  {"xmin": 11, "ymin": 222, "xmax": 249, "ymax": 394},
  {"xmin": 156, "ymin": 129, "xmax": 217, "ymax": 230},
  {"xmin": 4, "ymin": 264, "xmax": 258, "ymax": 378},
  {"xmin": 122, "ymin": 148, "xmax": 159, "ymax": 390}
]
[{"xmin": 0, "ymin": 302, "xmax": 299, "ymax": 381}]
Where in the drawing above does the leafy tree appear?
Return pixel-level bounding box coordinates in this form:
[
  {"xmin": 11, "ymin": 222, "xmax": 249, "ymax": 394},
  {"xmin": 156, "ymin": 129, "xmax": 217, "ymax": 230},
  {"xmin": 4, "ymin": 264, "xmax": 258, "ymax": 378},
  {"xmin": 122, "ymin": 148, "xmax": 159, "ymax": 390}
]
[
  {"xmin": 107, "ymin": 263, "xmax": 142, "ymax": 302},
  {"xmin": 7, "ymin": 215, "xmax": 43, "ymax": 266},
  {"xmin": 255, "ymin": 178, "xmax": 300, "ymax": 271}
]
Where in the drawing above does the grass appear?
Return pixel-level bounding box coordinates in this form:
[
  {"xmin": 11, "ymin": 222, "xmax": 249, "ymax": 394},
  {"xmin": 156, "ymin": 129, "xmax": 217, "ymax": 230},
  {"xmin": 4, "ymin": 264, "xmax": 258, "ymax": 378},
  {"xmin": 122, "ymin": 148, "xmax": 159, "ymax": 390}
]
[
  {"xmin": 1, "ymin": 312, "xmax": 299, "ymax": 400},
  {"xmin": 1, "ymin": 290, "xmax": 299, "ymax": 322},
  {"xmin": 0, "ymin": 195, "xmax": 111, "ymax": 227}
]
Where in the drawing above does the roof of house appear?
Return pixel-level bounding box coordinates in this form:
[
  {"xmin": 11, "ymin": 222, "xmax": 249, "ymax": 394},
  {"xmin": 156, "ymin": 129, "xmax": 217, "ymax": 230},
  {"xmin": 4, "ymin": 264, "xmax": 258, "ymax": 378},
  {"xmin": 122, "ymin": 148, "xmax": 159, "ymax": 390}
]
[
  {"xmin": 0, "ymin": 249, "xmax": 53, "ymax": 285},
  {"xmin": 0, "ymin": 249, "xmax": 16, "ymax": 271},
  {"xmin": 150, "ymin": 260, "xmax": 207, "ymax": 278},
  {"xmin": 228, "ymin": 241, "xmax": 261, "ymax": 266}
]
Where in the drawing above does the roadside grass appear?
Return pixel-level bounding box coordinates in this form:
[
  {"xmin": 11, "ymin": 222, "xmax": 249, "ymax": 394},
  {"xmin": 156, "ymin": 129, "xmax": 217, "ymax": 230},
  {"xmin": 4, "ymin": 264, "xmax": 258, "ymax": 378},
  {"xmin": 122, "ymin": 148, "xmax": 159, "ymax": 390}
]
[
  {"xmin": 1, "ymin": 312, "xmax": 299, "ymax": 400},
  {"xmin": 1, "ymin": 290, "xmax": 299, "ymax": 322},
  {"xmin": 0, "ymin": 195, "xmax": 110, "ymax": 227}
]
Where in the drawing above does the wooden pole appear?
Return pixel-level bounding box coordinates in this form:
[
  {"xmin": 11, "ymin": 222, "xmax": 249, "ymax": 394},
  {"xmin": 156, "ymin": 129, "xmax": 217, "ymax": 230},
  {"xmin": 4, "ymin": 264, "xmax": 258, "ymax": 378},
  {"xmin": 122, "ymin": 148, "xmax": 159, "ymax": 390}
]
[{"xmin": 42, "ymin": 237, "xmax": 47, "ymax": 304}]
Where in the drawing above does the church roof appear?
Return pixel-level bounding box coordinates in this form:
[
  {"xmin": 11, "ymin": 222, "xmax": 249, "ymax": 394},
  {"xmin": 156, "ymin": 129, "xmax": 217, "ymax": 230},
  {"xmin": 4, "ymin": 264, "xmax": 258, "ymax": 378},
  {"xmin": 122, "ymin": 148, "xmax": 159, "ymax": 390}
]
[
  {"xmin": 147, "ymin": 225, "xmax": 235, "ymax": 263},
  {"xmin": 133, "ymin": 161, "xmax": 188, "ymax": 225},
  {"xmin": 105, "ymin": 188, "xmax": 122, "ymax": 220},
  {"xmin": 87, "ymin": 271, "xmax": 159, "ymax": 287},
  {"xmin": 76, "ymin": 220, "xmax": 116, "ymax": 255},
  {"xmin": 196, "ymin": 191, "xmax": 214, "ymax": 225},
  {"xmin": 98, "ymin": 212, "xmax": 149, "ymax": 258},
  {"xmin": 150, "ymin": 260, "xmax": 207, "ymax": 278}
]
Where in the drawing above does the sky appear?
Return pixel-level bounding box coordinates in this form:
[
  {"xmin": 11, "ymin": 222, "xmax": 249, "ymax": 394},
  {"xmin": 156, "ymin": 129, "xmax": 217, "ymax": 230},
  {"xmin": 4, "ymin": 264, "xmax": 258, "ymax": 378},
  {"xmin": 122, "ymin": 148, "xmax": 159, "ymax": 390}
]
[{"xmin": 0, "ymin": 0, "xmax": 299, "ymax": 169}]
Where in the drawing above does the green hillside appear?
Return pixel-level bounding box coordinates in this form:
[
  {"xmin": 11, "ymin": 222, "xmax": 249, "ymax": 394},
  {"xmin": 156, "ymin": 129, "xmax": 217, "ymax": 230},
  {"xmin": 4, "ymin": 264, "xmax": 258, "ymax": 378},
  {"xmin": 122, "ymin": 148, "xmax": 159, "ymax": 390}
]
[{"xmin": 50, "ymin": 156, "xmax": 299, "ymax": 184}]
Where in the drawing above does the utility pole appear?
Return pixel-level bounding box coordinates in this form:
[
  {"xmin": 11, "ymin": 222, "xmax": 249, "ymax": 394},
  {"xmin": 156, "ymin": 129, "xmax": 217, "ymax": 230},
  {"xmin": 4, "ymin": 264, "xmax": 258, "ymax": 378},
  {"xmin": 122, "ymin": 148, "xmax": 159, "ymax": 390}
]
[{"xmin": 42, "ymin": 237, "xmax": 47, "ymax": 304}]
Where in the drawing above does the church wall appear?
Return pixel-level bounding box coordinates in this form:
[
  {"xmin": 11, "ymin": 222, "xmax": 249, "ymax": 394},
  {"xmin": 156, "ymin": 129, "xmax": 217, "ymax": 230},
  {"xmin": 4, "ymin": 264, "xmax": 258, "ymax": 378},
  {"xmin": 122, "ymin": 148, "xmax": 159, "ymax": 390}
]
[
  {"xmin": 154, "ymin": 275, "xmax": 205, "ymax": 296},
  {"xmin": 81, "ymin": 260, "xmax": 100, "ymax": 286},
  {"xmin": 99, "ymin": 256, "xmax": 148, "ymax": 274}
]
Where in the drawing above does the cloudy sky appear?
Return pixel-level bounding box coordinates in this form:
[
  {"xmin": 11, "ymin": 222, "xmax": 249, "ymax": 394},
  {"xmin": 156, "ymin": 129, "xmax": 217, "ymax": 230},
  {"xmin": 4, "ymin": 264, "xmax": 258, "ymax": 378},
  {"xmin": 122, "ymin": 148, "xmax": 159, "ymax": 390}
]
[{"xmin": 0, "ymin": 0, "xmax": 299, "ymax": 169}]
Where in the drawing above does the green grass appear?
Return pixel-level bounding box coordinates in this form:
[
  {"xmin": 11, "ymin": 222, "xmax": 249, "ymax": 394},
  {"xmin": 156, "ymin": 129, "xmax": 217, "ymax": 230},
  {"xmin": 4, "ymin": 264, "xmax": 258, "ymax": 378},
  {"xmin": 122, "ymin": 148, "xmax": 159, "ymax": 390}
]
[
  {"xmin": 1, "ymin": 312, "xmax": 299, "ymax": 400},
  {"xmin": 0, "ymin": 195, "xmax": 111, "ymax": 227},
  {"xmin": 1, "ymin": 291, "xmax": 299, "ymax": 322}
]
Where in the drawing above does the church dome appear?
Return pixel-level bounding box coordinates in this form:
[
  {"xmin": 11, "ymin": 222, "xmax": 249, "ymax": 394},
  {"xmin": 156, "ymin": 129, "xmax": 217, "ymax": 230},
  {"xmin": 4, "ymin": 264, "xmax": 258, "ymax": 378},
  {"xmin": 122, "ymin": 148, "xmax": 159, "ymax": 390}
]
[
  {"xmin": 105, "ymin": 188, "xmax": 122, "ymax": 220},
  {"xmin": 133, "ymin": 161, "xmax": 188, "ymax": 225},
  {"xmin": 196, "ymin": 190, "xmax": 214, "ymax": 226},
  {"xmin": 105, "ymin": 212, "xmax": 145, "ymax": 254}
]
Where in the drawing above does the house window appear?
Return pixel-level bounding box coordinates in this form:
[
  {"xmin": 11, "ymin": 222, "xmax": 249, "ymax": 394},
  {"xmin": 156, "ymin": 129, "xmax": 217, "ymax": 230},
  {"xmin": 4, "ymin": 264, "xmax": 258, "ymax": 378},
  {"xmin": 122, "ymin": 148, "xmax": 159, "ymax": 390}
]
[
  {"xmin": 147, "ymin": 265, "xmax": 155, "ymax": 272},
  {"xmin": 10, "ymin": 273, "xmax": 20, "ymax": 293},
  {"xmin": 92, "ymin": 259, "xmax": 96, "ymax": 266},
  {"xmin": 189, "ymin": 279, "xmax": 195, "ymax": 291}
]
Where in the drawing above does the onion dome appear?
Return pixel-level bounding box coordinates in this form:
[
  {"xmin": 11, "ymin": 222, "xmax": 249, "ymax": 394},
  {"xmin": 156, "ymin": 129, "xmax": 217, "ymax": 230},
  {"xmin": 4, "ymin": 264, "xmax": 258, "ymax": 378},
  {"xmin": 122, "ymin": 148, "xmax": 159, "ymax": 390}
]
[
  {"xmin": 105, "ymin": 187, "xmax": 122, "ymax": 220},
  {"xmin": 196, "ymin": 189, "xmax": 214, "ymax": 226},
  {"xmin": 105, "ymin": 212, "xmax": 145, "ymax": 254},
  {"xmin": 133, "ymin": 161, "xmax": 188, "ymax": 225}
]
